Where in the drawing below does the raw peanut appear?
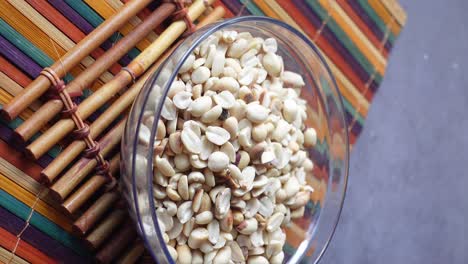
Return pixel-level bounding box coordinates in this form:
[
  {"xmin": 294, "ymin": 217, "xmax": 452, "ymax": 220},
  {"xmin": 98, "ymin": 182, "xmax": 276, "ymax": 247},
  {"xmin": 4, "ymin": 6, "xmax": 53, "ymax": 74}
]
[
  {"xmin": 206, "ymin": 126, "xmax": 231, "ymax": 145},
  {"xmin": 192, "ymin": 66, "xmax": 211, "ymax": 84},
  {"xmin": 266, "ymin": 212, "xmax": 284, "ymax": 232},
  {"xmin": 213, "ymin": 90, "xmax": 236, "ymax": 109},
  {"xmin": 177, "ymin": 175, "xmax": 189, "ymax": 200},
  {"xmin": 247, "ymin": 255, "xmax": 269, "ymax": 264},
  {"xmin": 262, "ymin": 38, "xmax": 277, "ymax": 53},
  {"xmin": 263, "ymin": 52, "xmax": 282, "ymax": 77},
  {"xmin": 227, "ymin": 38, "xmax": 249, "ymax": 58},
  {"xmin": 192, "ymin": 250, "xmax": 204, "ymax": 263},
  {"xmin": 223, "ymin": 117, "xmax": 239, "ymax": 139},
  {"xmin": 168, "ymin": 80, "xmax": 186, "ymax": 98},
  {"xmin": 237, "ymin": 150, "xmax": 250, "ymax": 170},
  {"xmin": 179, "ymin": 54, "xmax": 195, "ymax": 73},
  {"xmin": 222, "ymin": 30, "xmax": 238, "ymax": 43},
  {"xmin": 199, "ymin": 192, "xmax": 212, "ymax": 213},
  {"xmin": 176, "ymin": 245, "xmax": 191, "ymax": 264},
  {"xmin": 181, "ymin": 127, "xmax": 202, "ymax": 154},
  {"xmin": 238, "ymin": 66, "xmax": 256, "ymax": 86},
  {"xmin": 201, "ymin": 105, "xmax": 223, "ymax": 123},
  {"xmin": 236, "ymin": 218, "xmax": 258, "ymax": 235},
  {"xmin": 161, "ymin": 98, "xmax": 177, "ymax": 121},
  {"xmin": 240, "ymin": 49, "xmax": 259, "ymax": 68},
  {"xmin": 173, "ymin": 91, "xmax": 193, "ymax": 110},
  {"xmin": 246, "ymin": 103, "xmax": 269, "ymax": 123},
  {"xmin": 189, "ymin": 96, "xmax": 212, "ymax": 117},
  {"xmin": 208, "ymin": 219, "xmax": 220, "ymax": 244},
  {"xmin": 215, "ymin": 188, "xmax": 231, "ymax": 219},
  {"xmin": 167, "ymin": 245, "xmax": 178, "ymax": 261},
  {"xmin": 220, "ymin": 142, "xmax": 236, "ymax": 163},
  {"xmin": 192, "ymin": 84, "xmax": 203, "ymax": 99},
  {"xmin": 193, "ymin": 57, "xmax": 206, "ymax": 69},
  {"xmin": 174, "ymin": 154, "xmax": 190, "ymax": 171},
  {"xmin": 304, "ymin": 127, "xmax": 317, "ymax": 147},
  {"xmin": 208, "ymin": 151, "xmax": 230, "ymax": 172},
  {"xmin": 281, "ymin": 71, "xmax": 305, "ymax": 87},
  {"xmin": 154, "ymin": 156, "xmax": 175, "ymax": 177},
  {"xmin": 223, "ymin": 66, "xmax": 237, "ymax": 78},
  {"xmin": 196, "ymin": 211, "xmax": 214, "ymax": 225},
  {"xmin": 188, "ymin": 228, "xmax": 209, "ymax": 249},
  {"xmin": 177, "ymin": 201, "xmax": 193, "ymax": 224},
  {"xmin": 213, "ymin": 246, "xmax": 232, "ymax": 264}
]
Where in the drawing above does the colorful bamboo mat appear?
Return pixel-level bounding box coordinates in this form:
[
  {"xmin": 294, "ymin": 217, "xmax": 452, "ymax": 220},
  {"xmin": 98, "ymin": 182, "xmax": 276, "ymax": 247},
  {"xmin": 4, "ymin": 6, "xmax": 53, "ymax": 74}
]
[{"xmin": 0, "ymin": 0, "xmax": 406, "ymax": 263}]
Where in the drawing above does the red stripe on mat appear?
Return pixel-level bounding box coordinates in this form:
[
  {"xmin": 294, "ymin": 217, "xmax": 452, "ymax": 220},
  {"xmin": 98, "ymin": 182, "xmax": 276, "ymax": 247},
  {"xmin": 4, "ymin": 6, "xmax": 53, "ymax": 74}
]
[
  {"xmin": 337, "ymin": 0, "xmax": 389, "ymax": 57},
  {"xmin": 0, "ymin": 139, "xmax": 42, "ymax": 182},
  {"xmin": 0, "ymin": 56, "xmax": 32, "ymax": 87},
  {"xmin": 0, "ymin": 227, "xmax": 57, "ymax": 264},
  {"xmin": 214, "ymin": 2, "xmax": 235, "ymax": 17},
  {"xmin": 277, "ymin": 1, "xmax": 373, "ymax": 100}
]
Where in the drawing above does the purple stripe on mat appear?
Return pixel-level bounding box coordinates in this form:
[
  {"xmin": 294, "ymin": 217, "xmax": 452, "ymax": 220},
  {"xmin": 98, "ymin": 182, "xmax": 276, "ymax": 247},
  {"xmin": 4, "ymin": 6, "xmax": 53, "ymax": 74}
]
[
  {"xmin": 0, "ymin": 206, "xmax": 86, "ymax": 264},
  {"xmin": 292, "ymin": 0, "xmax": 379, "ymax": 92},
  {"xmin": 0, "ymin": 122, "xmax": 52, "ymax": 168},
  {"xmin": 347, "ymin": 0, "xmax": 392, "ymax": 51},
  {"xmin": 220, "ymin": 0, "xmax": 250, "ymax": 16},
  {"xmin": 344, "ymin": 109, "xmax": 363, "ymax": 135},
  {"xmin": 47, "ymin": 0, "xmax": 132, "ymax": 66},
  {"xmin": 0, "ymin": 35, "xmax": 41, "ymax": 78}
]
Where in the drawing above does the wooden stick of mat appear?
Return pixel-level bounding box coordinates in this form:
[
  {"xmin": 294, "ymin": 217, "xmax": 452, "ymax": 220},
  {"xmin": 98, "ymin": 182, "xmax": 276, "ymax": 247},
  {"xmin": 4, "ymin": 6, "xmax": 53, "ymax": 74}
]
[
  {"xmin": 95, "ymin": 221, "xmax": 136, "ymax": 264},
  {"xmin": 3, "ymin": 0, "xmax": 113, "ymax": 86},
  {"xmin": 0, "ymin": 0, "xmax": 152, "ymax": 121},
  {"xmin": 84, "ymin": 210, "xmax": 126, "ymax": 250},
  {"xmin": 0, "ymin": 72, "xmax": 40, "ymax": 111},
  {"xmin": 25, "ymin": 0, "xmax": 215, "ymax": 160},
  {"xmin": 15, "ymin": 3, "xmax": 176, "ymax": 142},
  {"xmin": 40, "ymin": 62, "xmax": 151, "ymax": 184},
  {"xmin": 115, "ymin": 240, "xmax": 145, "ymax": 264},
  {"xmin": 40, "ymin": 5, "xmax": 226, "ymax": 183},
  {"xmin": 49, "ymin": 119, "xmax": 125, "ymax": 201},
  {"xmin": 74, "ymin": 4, "xmax": 226, "ymax": 250},
  {"xmin": 73, "ymin": 192, "xmax": 119, "ymax": 236},
  {"xmin": 62, "ymin": 154, "xmax": 120, "ymax": 215}
]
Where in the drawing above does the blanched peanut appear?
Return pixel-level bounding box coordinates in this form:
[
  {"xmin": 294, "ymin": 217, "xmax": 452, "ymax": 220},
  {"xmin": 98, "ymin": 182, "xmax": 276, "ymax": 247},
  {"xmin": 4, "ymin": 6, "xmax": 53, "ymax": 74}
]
[{"xmin": 150, "ymin": 30, "xmax": 318, "ymax": 263}]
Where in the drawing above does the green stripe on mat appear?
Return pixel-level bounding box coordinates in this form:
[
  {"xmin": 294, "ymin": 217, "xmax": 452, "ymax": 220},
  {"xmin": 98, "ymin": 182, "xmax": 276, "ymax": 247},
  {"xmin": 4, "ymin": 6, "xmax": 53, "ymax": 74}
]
[
  {"xmin": 343, "ymin": 99, "xmax": 365, "ymax": 126},
  {"xmin": 0, "ymin": 19, "xmax": 73, "ymax": 82},
  {"xmin": 357, "ymin": 0, "xmax": 396, "ymax": 44},
  {"xmin": 63, "ymin": 0, "xmax": 140, "ymax": 59},
  {"xmin": 239, "ymin": 0, "xmax": 265, "ymax": 16},
  {"xmin": 0, "ymin": 189, "xmax": 91, "ymax": 257},
  {"xmin": 306, "ymin": 0, "xmax": 383, "ymax": 84}
]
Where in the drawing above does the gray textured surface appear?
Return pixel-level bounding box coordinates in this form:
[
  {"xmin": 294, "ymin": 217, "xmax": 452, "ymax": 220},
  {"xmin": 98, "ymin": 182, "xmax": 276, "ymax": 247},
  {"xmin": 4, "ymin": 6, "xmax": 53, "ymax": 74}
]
[{"xmin": 321, "ymin": 1, "xmax": 468, "ymax": 263}]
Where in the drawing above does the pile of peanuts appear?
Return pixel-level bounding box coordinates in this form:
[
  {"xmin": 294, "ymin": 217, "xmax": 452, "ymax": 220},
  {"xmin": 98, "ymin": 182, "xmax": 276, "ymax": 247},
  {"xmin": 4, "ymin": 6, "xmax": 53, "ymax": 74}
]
[{"xmin": 140, "ymin": 30, "xmax": 317, "ymax": 264}]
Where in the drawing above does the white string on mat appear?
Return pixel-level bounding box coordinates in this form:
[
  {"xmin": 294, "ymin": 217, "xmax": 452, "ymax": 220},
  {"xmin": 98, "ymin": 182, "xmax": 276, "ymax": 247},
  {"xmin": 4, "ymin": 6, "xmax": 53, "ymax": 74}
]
[
  {"xmin": 7, "ymin": 186, "xmax": 48, "ymax": 264},
  {"xmin": 347, "ymin": 16, "xmax": 393, "ymax": 134}
]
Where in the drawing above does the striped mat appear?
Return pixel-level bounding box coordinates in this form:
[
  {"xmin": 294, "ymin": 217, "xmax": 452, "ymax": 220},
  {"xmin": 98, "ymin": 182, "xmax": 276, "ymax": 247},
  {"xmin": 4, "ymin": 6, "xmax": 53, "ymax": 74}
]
[{"xmin": 0, "ymin": 0, "xmax": 406, "ymax": 263}]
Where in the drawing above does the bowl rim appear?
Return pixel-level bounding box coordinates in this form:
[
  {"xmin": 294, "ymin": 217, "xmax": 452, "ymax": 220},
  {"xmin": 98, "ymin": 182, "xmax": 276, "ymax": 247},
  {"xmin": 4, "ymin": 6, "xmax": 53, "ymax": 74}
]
[{"xmin": 130, "ymin": 15, "xmax": 349, "ymax": 264}]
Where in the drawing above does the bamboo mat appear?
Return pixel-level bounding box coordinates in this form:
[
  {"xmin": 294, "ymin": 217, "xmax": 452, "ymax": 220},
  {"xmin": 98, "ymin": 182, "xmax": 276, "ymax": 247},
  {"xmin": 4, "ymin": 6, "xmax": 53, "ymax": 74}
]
[{"xmin": 0, "ymin": 0, "xmax": 406, "ymax": 263}]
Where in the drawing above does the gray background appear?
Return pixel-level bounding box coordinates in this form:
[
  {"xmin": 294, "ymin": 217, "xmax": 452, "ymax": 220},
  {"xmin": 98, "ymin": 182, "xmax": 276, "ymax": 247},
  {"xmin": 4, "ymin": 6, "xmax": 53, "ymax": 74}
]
[{"xmin": 321, "ymin": 1, "xmax": 468, "ymax": 263}]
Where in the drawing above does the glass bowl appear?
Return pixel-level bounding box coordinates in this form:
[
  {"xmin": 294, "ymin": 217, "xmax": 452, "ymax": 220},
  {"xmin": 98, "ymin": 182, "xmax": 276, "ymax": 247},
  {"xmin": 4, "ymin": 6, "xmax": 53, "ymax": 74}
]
[{"xmin": 121, "ymin": 16, "xmax": 348, "ymax": 264}]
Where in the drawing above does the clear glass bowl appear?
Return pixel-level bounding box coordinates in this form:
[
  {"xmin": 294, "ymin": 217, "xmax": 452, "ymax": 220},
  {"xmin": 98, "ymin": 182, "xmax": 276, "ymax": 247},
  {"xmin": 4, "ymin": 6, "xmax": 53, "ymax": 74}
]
[{"xmin": 121, "ymin": 16, "xmax": 349, "ymax": 264}]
